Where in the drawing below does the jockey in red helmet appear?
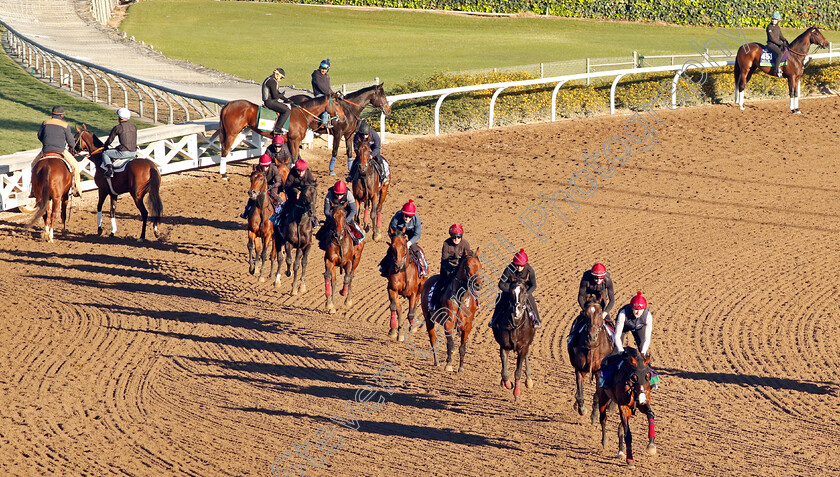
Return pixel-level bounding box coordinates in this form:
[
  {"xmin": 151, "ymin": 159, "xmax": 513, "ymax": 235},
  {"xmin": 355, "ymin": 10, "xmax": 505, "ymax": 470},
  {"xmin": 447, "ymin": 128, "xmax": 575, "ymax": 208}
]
[
  {"xmin": 316, "ymin": 180, "xmax": 365, "ymax": 247},
  {"xmin": 614, "ymin": 291, "xmax": 653, "ymax": 356},
  {"xmin": 241, "ymin": 153, "xmax": 285, "ymax": 220},
  {"xmin": 569, "ymin": 262, "xmax": 617, "ymax": 340},
  {"xmin": 430, "ymin": 223, "xmax": 472, "ymax": 309},
  {"xmin": 276, "ymin": 158, "xmax": 318, "ymax": 228},
  {"xmin": 489, "ymin": 249, "xmax": 540, "ymax": 328},
  {"xmin": 379, "ymin": 199, "xmax": 427, "ymax": 277},
  {"xmin": 266, "ymin": 133, "xmax": 292, "ymax": 167}
]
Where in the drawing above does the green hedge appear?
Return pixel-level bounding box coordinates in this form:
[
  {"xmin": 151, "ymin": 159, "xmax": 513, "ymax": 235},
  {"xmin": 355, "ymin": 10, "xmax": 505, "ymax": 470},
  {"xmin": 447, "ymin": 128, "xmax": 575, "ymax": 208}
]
[
  {"xmin": 371, "ymin": 61, "xmax": 840, "ymax": 134},
  {"xmin": 274, "ymin": 1, "xmax": 840, "ymax": 29}
]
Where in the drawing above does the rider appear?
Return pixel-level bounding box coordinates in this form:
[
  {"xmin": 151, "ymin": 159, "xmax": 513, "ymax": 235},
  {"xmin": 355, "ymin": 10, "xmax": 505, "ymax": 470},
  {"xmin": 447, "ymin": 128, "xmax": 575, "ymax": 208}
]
[
  {"xmin": 32, "ymin": 105, "xmax": 81, "ymax": 197},
  {"xmin": 766, "ymin": 11, "xmax": 788, "ymax": 78},
  {"xmin": 262, "ymin": 67, "xmax": 292, "ymax": 135},
  {"xmin": 430, "ymin": 224, "xmax": 472, "ymax": 307},
  {"xmin": 380, "ymin": 199, "xmax": 428, "ymax": 277},
  {"xmin": 266, "ymin": 134, "xmax": 292, "ymax": 167},
  {"xmin": 239, "ymin": 153, "xmax": 284, "ymax": 219},
  {"xmin": 277, "ymin": 158, "xmax": 319, "ymax": 228},
  {"xmin": 347, "ymin": 119, "xmax": 390, "ymax": 185},
  {"xmin": 490, "ymin": 249, "xmax": 540, "ymax": 328},
  {"xmin": 101, "ymin": 108, "xmax": 138, "ymax": 178},
  {"xmin": 316, "ymin": 180, "xmax": 363, "ymax": 245},
  {"xmin": 614, "ymin": 291, "xmax": 653, "ymax": 358},
  {"xmin": 571, "ymin": 263, "xmax": 617, "ymax": 336},
  {"xmin": 311, "ymin": 59, "xmax": 337, "ymax": 128}
]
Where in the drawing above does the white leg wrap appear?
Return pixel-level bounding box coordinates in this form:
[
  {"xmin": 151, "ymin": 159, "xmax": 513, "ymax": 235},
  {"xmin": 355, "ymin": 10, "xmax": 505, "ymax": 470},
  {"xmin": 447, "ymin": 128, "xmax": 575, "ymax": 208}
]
[
  {"xmin": 111, "ymin": 217, "xmax": 117, "ymax": 234},
  {"xmin": 97, "ymin": 211, "xmax": 103, "ymax": 227},
  {"xmin": 790, "ymin": 97, "xmax": 795, "ymax": 110}
]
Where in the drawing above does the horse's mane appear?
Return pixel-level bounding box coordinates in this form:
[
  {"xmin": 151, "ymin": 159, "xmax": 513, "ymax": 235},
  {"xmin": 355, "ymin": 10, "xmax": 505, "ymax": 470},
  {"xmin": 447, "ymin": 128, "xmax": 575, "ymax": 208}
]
[
  {"xmin": 346, "ymin": 84, "xmax": 379, "ymax": 99},
  {"xmin": 299, "ymin": 94, "xmax": 332, "ymax": 109},
  {"xmin": 792, "ymin": 25, "xmax": 819, "ymax": 46}
]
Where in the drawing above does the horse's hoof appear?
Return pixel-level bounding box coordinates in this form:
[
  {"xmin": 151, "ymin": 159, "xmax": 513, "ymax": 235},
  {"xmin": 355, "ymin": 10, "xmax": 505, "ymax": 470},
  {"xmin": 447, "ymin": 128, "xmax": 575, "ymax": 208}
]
[
  {"xmin": 617, "ymin": 451, "xmax": 626, "ymax": 461},
  {"xmin": 109, "ymin": 233, "xmax": 115, "ymax": 238},
  {"xmin": 739, "ymin": 105, "xmax": 745, "ymax": 111},
  {"xmin": 97, "ymin": 227, "xmax": 104, "ymax": 236},
  {"xmin": 444, "ymin": 364, "xmax": 454, "ymax": 372},
  {"xmin": 579, "ymin": 405, "xmax": 587, "ymax": 416},
  {"xmin": 397, "ymin": 329, "xmax": 405, "ymax": 342},
  {"xmin": 339, "ymin": 288, "xmax": 347, "ymax": 297},
  {"xmin": 285, "ymin": 271, "xmax": 291, "ymax": 277},
  {"xmin": 388, "ymin": 328, "xmax": 398, "ymax": 339},
  {"xmin": 513, "ymin": 382, "xmax": 521, "ymax": 398},
  {"xmin": 646, "ymin": 444, "xmax": 657, "ymax": 456},
  {"xmin": 590, "ymin": 415, "xmax": 598, "ymax": 426},
  {"xmin": 136, "ymin": 237, "xmax": 144, "ymax": 243},
  {"xmin": 526, "ymin": 378, "xmax": 534, "ymax": 389},
  {"xmin": 625, "ymin": 459, "xmax": 635, "ymax": 468},
  {"xmin": 259, "ymin": 276, "xmax": 266, "ymax": 283},
  {"xmin": 327, "ymin": 306, "xmax": 335, "ymax": 314},
  {"xmin": 503, "ymin": 379, "xmax": 512, "ymax": 389},
  {"xmin": 793, "ymin": 109, "xmax": 801, "ymax": 114},
  {"xmin": 274, "ymin": 280, "xmax": 281, "ymax": 288},
  {"xmin": 346, "ymin": 299, "xmax": 353, "ymax": 308},
  {"xmin": 291, "ymin": 288, "xmax": 298, "ymax": 296},
  {"xmin": 299, "ymin": 284, "xmax": 307, "ymax": 294}
]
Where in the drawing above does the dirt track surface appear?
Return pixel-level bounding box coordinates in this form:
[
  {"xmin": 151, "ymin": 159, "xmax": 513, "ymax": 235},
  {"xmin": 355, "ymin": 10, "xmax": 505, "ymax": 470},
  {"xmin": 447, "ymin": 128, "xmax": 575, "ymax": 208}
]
[{"xmin": 2, "ymin": 97, "xmax": 840, "ymax": 476}]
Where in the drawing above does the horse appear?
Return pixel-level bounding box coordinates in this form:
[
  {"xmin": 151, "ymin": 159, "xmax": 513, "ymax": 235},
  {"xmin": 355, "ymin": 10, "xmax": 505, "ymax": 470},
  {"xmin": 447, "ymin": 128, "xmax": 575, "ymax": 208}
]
[
  {"xmin": 491, "ymin": 276, "xmax": 536, "ymax": 402},
  {"xmin": 350, "ymin": 142, "xmax": 389, "ymax": 242},
  {"xmin": 597, "ymin": 348, "xmax": 656, "ymax": 466},
  {"xmin": 274, "ymin": 181, "xmax": 316, "ymax": 296},
  {"xmin": 218, "ymin": 95, "xmax": 346, "ymax": 160},
  {"xmin": 734, "ymin": 25, "xmax": 828, "ymax": 113},
  {"xmin": 74, "ymin": 125, "xmax": 162, "ymax": 241},
  {"xmin": 567, "ymin": 298, "xmax": 614, "ymax": 423},
  {"xmin": 315, "ymin": 84, "xmax": 391, "ymax": 169},
  {"xmin": 385, "ymin": 229, "xmax": 428, "ymax": 341},
  {"xmin": 245, "ymin": 166, "xmax": 280, "ymax": 283},
  {"xmin": 323, "ymin": 206, "xmax": 365, "ymax": 314},
  {"xmin": 25, "ymin": 154, "xmax": 74, "ymax": 243},
  {"xmin": 419, "ymin": 248, "xmax": 482, "ymax": 372}
]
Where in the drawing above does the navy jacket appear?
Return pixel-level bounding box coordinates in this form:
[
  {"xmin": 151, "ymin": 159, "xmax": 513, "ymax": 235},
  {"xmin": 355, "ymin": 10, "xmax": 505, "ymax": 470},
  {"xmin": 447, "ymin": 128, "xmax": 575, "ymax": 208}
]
[{"xmin": 389, "ymin": 211, "xmax": 421, "ymax": 243}]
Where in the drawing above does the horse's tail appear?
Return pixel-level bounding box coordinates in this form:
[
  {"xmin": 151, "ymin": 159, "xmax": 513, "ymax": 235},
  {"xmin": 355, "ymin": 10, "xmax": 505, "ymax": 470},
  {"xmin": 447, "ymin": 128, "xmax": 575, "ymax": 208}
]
[
  {"xmin": 217, "ymin": 104, "xmax": 228, "ymax": 156},
  {"xmin": 25, "ymin": 167, "xmax": 51, "ymax": 230},
  {"xmin": 147, "ymin": 166, "xmax": 163, "ymax": 228}
]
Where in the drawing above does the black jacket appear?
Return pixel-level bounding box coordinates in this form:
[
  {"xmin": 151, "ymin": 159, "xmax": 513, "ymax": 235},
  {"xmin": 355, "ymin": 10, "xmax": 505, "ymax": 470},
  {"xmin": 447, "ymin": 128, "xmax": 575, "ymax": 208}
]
[
  {"xmin": 498, "ymin": 263, "xmax": 537, "ymax": 296},
  {"xmin": 262, "ymin": 75, "xmax": 288, "ymax": 103},
  {"xmin": 577, "ymin": 270, "xmax": 615, "ymax": 313},
  {"xmin": 353, "ymin": 129, "xmax": 382, "ymax": 159},
  {"xmin": 311, "ymin": 70, "xmax": 332, "ymax": 96},
  {"xmin": 766, "ymin": 23, "xmax": 788, "ymax": 48},
  {"xmin": 103, "ymin": 121, "xmax": 137, "ymax": 152},
  {"xmin": 37, "ymin": 116, "xmax": 74, "ymax": 154}
]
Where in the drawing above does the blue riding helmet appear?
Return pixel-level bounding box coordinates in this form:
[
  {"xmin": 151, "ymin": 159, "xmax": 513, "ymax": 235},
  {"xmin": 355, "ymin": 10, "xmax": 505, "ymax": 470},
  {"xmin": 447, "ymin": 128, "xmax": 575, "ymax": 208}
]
[
  {"xmin": 320, "ymin": 59, "xmax": 330, "ymax": 70},
  {"xmin": 771, "ymin": 12, "xmax": 781, "ymax": 20}
]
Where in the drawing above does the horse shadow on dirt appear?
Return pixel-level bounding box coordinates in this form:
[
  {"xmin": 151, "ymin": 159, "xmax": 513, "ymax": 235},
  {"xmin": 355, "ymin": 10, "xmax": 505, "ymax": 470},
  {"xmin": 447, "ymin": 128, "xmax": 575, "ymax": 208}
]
[
  {"xmin": 27, "ymin": 274, "xmax": 220, "ymax": 302},
  {"xmin": 92, "ymin": 303, "xmax": 284, "ymax": 334},
  {"xmin": 659, "ymin": 367, "xmax": 836, "ymax": 396},
  {"xmin": 4, "ymin": 252, "xmax": 172, "ymax": 282}
]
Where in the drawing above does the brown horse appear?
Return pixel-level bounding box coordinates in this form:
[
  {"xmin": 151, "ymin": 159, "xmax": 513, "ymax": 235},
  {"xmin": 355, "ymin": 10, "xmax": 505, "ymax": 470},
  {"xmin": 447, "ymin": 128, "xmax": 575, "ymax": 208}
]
[
  {"xmin": 597, "ymin": 348, "xmax": 656, "ymax": 466},
  {"xmin": 420, "ymin": 248, "xmax": 482, "ymax": 372},
  {"xmin": 491, "ymin": 276, "xmax": 536, "ymax": 402},
  {"xmin": 386, "ymin": 229, "xmax": 428, "ymax": 341},
  {"xmin": 568, "ymin": 298, "xmax": 614, "ymax": 423},
  {"xmin": 74, "ymin": 125, "xmax": 162, "ymax": 241},
  {"xmin": 218, "ymin": 95, "xmax": 345, "ymax": 160},
  {"xmin": 246, "ymin": 167, "xmax": 278, "ymax": 283},
  {"xmin": 323, "ymin": 206, "xmax": 365, "ymax": 314},
  {"xmin": 274, "ymin": 181, "xmax": 316, "ymax": 295},
  {"xmin": 734, "ymin": 25, "xmax": 827, "ymax": 113},
  {"xmin": 316, "ymin": 84, "xmax": 391, "ymax": 168},
  {"xmin": 25, "ymin": 154, "xmax": 74, "ymax": 242},
  {"xmin": 350, "ymin": 142, "xmax": 389, "ymax": 242}
]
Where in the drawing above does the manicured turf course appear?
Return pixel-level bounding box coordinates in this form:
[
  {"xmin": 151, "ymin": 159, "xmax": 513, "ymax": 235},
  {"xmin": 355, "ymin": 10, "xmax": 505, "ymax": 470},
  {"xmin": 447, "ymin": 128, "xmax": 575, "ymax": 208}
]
[
  {"xmin": 119, "ymin": 0, "xmax": 840, "ymax": 88},
  {"xmin": 0, "ymin": 42, "xmax": 149, "ymax": 155}
]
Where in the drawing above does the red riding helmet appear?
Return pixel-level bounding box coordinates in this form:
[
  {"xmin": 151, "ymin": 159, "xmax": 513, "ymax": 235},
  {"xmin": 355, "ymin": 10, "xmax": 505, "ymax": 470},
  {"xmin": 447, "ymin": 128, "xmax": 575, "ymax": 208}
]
[
  {"xmin": 631, "ymin": 291, "xmax": 648, "ymax": 310},
  {"xmin": 273, "ymin": 134, "xmax": 285, "ymax": 145},
  {"xmin": 402, "ymin": 199, "xmax": 416, "ymax": 216},
  {"xmin": 334, "ymin": 180, "xmax": 347, "ymax": 194},
  {"xmin": 591, "ymin": 263, "xmax": 607, "ymax": 278},
  {"xmin": 259, "ymin": 153, "xmax": 272, "ymax": 166},
  {"xmin": 513, "ymin": 248, "xmax": 528, "ymax": 266},
  {"xmin": 295, "ymin": 159, "xmax": 308, "ymax": 171},
  {"xmin": 449, "ymin": 223, "xmax": 464, "ymax": 236}
]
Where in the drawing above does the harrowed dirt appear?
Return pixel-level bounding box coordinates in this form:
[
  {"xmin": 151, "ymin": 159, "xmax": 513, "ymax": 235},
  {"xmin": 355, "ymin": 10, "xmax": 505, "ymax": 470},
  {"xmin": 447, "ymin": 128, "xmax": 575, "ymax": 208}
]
[{"xmin": 1, "ymin": 96, "xmax": 839, "ymax": 476}]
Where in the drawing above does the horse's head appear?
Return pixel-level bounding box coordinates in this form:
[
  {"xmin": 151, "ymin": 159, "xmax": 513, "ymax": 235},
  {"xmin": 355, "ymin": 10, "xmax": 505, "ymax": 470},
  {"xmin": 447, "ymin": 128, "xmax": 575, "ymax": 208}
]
[
  {"xmin": 808, "ymin": 26, "xmax": 829, "ymax": 49},
  {"xmin": 357, "ymin": 142, "xmax": 371, "ymax": 170},
  {"xmin": 457, "ymin": 247, "xmax": 483, "ymax": 288},
  {"xmin": 624, "ymin": 348, "xmax": 653, "ymax": 406},
  {"xmin": 509, "ymin": 276, "xmax": 529, "ymax": 322},
  {"xmin": 372, "ymin": 83, "xmax": 391, "ymax": 116},
  {"xmin": 249, "ymin": 165, "xmax": 267, "ymax": 202},
  {"xmin": 389, "ymin": 228, "xmax": 409, "ymax": 272},
  {"xmin": 583, "ymin": 297, "xmax": 604, "ymax": 345},
  {"xmin": 331, "ymin": 202, "xmax": 347, "ymax": 234},
  {"xmin": 73, "ymin": 124, "xmax": 96, "ymax": 156},
  {"xmin": 298, "ymin": 181, "xmax": 317, "ymax": 210}
]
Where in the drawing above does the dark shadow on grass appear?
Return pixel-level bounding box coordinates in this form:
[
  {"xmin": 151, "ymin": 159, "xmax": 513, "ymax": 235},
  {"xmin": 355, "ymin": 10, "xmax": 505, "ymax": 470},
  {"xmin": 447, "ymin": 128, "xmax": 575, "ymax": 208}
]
[
  {"xmin": 659, "ymin": 367, "xmax": 837, "ymax": 396},
  {"xmin": 0, "ymin": 118, "xmax": 42, "ymax": 133}
]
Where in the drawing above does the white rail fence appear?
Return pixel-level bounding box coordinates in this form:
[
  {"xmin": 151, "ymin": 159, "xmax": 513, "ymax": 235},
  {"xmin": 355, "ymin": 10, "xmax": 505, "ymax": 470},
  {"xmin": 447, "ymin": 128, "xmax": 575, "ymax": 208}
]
[{"xmin": 90, "ymin": 0, "xmax": 120, "ymax": 25}]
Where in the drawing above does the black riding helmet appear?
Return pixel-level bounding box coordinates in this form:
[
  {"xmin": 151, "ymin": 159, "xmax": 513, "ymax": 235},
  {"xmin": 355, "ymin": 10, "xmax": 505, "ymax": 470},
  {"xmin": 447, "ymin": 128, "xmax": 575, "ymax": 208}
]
[
  {"xmin": 358, "ymin": 119, "xmax": 370, "ymax": 136},
  {"xmin": 274, "ymin": 67, "xmax": 285, "ymax": 78}
]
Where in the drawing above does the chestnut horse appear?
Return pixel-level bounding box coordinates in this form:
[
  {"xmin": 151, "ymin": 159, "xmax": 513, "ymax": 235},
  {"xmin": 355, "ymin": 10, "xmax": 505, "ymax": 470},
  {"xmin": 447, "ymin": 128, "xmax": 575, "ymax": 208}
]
[
  {"xmin": 597, "ymin": 348, "xmax": 656, "ymax": 466},
  {"xmin": 568, "ymin": 298, "xmax": 614, "ymax": 423},
  {"xmin": 420, "ymin": 249, "xmax": 482, "ymax": 372},
  {"xmin": 350, "ymin": 142, "xmax": 389, "ymax": 242},
  {"xmin": 386, "ymin": 229, "xmax": 428, "ymax": 341},
  {"xmin": 491, "ymin": 276, "xmax": 536, "ymax": 402},
  {"xmin": 274, "ymin": 181, "xmax": 316, "ymax": 296},
  {"xmin": 218, "ymin": 95, "xmax": 345, "ymax": 160},
  {"xmin": 734, "ymin": 25, "xmax": 827, "ymax": 112},
  {"xmin": 323, "ymin": 206, "xmax": 365, "ymax": 314},
  {"xmin": 74, "ymin": 125, "xmax": 162, "ymax": 241},
  {"xmin": 25, "ymin": 154, "xmax": 73, "ymax": 242},
  {"xmin": 246, "ymin": 167, "xmax": 279, "ymax": 283}
]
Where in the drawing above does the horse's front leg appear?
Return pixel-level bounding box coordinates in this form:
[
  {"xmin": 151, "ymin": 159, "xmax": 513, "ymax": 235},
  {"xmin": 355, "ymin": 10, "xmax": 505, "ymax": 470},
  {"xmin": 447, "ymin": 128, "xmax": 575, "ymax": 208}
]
[
  {"xmin": 324, "ymin": 259, "xmax": 336, "ymax": 313},
  {"xmin": 258, "ymin": 233, "xmax": 271, "ymax": 283},
  {"xmin": 620, "ymin": 406, "xmax": 634, "ymax": 465},
  {"xmin": 284, "ymin": 241, "xmax": 293, "ymax": 277},
  {"xmin": 298, "ymin": 244, "xmax": 310, "ymax": 294},
  {"xmin": 96, "ymin": 190, "xmax": 108, "ymax": 235},
  {"xmin": 248, "ymin": 232, "xmax": 257, "ymax": 275},
  {"xmin": 513, "ymin": 353, "xmax": 525, "ymax": 401},
  {"xmin": 374, "ymin": 183, "xmax": 389, "ymax": 242},
  {"xmin": 591, "ymin": 369, "xmax": 601, "ymax": 425},
  {"xmin": 598, "ymin": 387, "xmax": 610, "ymax": 448},
  {"xmin": 442, "ymin": 312, "xmax": 456, "ymax": 372},
  {"xmin": 640, "ymin": 404, "xmax": 657, "ymax": 456},
  {"xmin": 60, "ymin": 196, "xmax": 69, "ymax": 236},
  {"xmin": 388, "ymin": 289, "xmax": 401, "ymax": 340},
  {"xmin": 108, "ymin": 195, "xmax": 118, "ymax": 237},
  {"xmin": 500, "ymin": 348, "xmax": 511, "ymax": 389},
  {"xmin": 134, "ymin": 193, "xmax": 149, "ymax": 242},
  {"xmin": 574, "ymin": 369, "xmax": 587, "ymax": 416}
]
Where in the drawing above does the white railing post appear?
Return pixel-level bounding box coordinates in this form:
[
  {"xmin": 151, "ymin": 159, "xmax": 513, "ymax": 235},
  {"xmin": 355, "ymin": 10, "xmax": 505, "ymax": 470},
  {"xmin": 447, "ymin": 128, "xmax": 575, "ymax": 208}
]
[
  {"xmin": 551, "ymin": 81, "xmax": 567, "ymax": 121},
  {"xmin": 434, "ymin": 93, "xmax": 450, "ymax": 136},
  {"xmin": 489, "ymin": 87, "xmax": 508, "ymax": 129},
  {"xmin": 610, "ymin": 74, "xmax": 626, "ymax": 114}
]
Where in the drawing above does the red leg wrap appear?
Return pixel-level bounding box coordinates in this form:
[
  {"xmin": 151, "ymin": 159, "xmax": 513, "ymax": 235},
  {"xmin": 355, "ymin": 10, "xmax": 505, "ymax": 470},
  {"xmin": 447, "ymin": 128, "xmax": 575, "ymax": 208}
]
[
  {"xmin": 390, "ymin": 311, "xmax": 397, "ymax": 329},
  {"xmin": 648, "ymin": 419, "xmax": 656, "ymax": 439},
  {"xmin": 325, "ymin": 279, "xmax": 332, "ymax": 297}
]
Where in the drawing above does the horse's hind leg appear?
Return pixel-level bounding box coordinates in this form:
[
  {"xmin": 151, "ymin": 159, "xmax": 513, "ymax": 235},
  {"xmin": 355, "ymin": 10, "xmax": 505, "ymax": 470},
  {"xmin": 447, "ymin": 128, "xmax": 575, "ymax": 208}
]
[
  {"xmin": 258, "ymin": 236, "xmax": 270, "ymax": 283},
  {"xmin": 298, "ymin": 245, "xmax": 310, "ymax": 294},
  {"xmin": 60, "ymin": 197, "xmax": 69, "ymax": 236},
  {"xmin": 96, "ymin": 191, "xmax": 108, "ymax": 235},
  {"xmin": 598, "ymin": 388, "xmax": 609, "ymax": 448},
  {"xmin": 134, "ymin": 194, "xmax": 148, "ymax": 241},
  {"xmin": 619, "ymin": 407, "xmax": 634, "ymax": 464},
  {"xmin": 524, "ymin": 355, "xmax": 533, "ymax": 388},
  {"xmin": 108, "ymin": 195, "xmax": 117, "ymax": 237},
  {"xmin": 284, "ymin": 241, "xmax": 293, "ymax": 277},
  {"xmin": 590, "ymin": 371, "xmax": 601, "ymax": 425},
  {"xmin": 574, "ymin": 370, "xmax": 587, "ymax": 416},
  {"xmin": 512, "ymin": 354, "xmax": 525, "ymax": 401}
]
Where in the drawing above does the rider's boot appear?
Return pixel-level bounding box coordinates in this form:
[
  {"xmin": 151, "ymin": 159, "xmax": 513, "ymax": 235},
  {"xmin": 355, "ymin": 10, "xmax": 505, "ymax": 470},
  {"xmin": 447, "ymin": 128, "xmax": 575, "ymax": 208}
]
[{"xmin": 105, "ymin": 164, "xmax": 114, "ymax": 178}]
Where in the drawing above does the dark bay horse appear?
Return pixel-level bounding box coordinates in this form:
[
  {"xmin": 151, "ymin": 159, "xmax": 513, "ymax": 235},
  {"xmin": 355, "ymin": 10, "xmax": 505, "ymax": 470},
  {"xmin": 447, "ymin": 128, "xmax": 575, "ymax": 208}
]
[
  {"xmin": 323, "ymin": 206, "xmax": 365, "ymax": 314},
  {"xmin": 734, "ymin": 25, "xmax": 827, "ymax": 112},
  {"xmin": 74, "ymin": 125, "xmax": 162, "ymax": 241},
  {"xmin": 218, "ymin": 95, "xmax": 346, "ymax": 160},
  {"xmin": 386, "ymin": 229, "xmax": 428, "ymax": 341},
  {"xmin": 420, "ymin": 249, "xmax": 482, "ymax": 372},
  {"xmin": 568, "ymin": 298, "xmax": 614, "ymax": 423},
  {"xmin": 350, "ymin": 142, "xmax": 389, "ymax": 242},
  {"xmin": 491, "ymin": 276, "xmax": 536, "ymax": 402},
  {"xmin": 315, "ymin": 84, "xmax": 391, "ymax": 167},
  {"xmin": 597, "ymin": 348, "xmax": 656, "ymax": 466},
  {"xmin": 246, "ymin": 167, "xmax": 278, "ymax": 283},
  {"xmin": 26, "ymin": 154, "xmax": 74, "ymax": 242},
  {"xmin": 274, "ymin": 181, "xmax": 316, "ymax": 295}
]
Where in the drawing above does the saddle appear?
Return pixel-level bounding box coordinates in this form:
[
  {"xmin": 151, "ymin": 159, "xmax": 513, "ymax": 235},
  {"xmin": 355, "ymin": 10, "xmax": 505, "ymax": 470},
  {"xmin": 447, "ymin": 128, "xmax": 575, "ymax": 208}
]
[
  {"xmin": 101, "ymin": 156, "xmax": 134, "ymax": 174},
  {"xmin": 40, "ymin": 152, "xmax": 73, "ymax": 173},
  {"xmin": 760, "ymin": 46, "xmax": 788, "ymax": 67},
  {"xmin": 257, "ymin": 106, "xmax": 287, "ymax": 132}
]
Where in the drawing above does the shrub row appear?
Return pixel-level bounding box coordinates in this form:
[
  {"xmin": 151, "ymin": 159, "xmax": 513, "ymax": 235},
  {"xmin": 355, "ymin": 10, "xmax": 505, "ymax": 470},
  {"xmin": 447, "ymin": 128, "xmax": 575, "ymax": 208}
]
[
  {"xmin": 369, "ymin": 61, "xmax": 840, "ymax": 134},
  {"xmin": 281, "ymin": 1, "xmax": 840, "ymax": 29}
]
